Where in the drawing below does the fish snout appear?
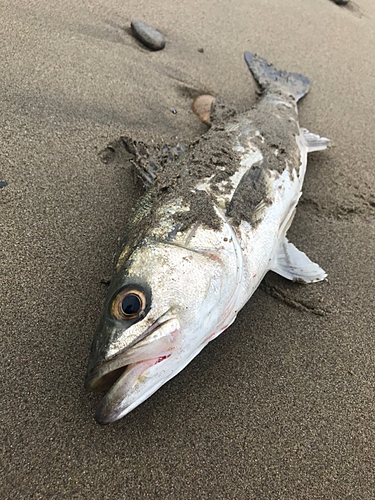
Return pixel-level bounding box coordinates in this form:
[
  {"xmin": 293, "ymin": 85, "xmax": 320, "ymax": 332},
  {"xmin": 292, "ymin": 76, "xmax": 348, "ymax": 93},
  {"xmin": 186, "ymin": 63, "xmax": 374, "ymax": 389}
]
[{"xmin": 85, "ymin": 316, "xmax": 181, "ymax": 393}]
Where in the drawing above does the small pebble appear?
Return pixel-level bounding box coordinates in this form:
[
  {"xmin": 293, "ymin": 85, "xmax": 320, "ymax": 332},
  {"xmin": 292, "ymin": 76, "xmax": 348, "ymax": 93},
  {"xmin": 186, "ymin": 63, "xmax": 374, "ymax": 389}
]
[
  {"xmin": 130, "ymin": 21, "xmax": 165, "ymax": 51},
  {"xmin": 332, "ymin": 0, "xmax": 349, "ymax": 4},
  {"xmin": 198, "ymin": 48, "xmax": 204, "ymax": 53},
  {"xmin": 192, "ymin": 95, "xmax": 215, "ymax": 124},
  {"xmin": 172, "ymin": 109, "xmax": 177, "ymax": 114},
  {"xmin": 0, "ymin": 181, "xmax": 8, "ymax": 189}
]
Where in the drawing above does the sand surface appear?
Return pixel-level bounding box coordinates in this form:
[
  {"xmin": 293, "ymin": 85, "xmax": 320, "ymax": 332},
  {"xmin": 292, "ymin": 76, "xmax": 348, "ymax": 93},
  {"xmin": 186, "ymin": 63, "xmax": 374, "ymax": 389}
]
[{"xmin": 1, "ymin": 0, "xmax": 375, "ymax": 498}]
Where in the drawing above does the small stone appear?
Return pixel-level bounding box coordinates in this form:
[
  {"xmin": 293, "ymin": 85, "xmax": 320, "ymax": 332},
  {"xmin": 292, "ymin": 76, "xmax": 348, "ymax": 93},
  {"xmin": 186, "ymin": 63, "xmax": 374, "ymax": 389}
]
[
  {"xmin": 198, "ymin": 48, "xmax": 204, "ymax": 53},
  {"xmin": 192, "ymin": 95, "xmax": 215, "ymax": 125},
  {"xmin": 130, "ymin": 21, "xmax": 165, "ymax": 51},
  {"xmin": 0, "ymin": 181, "xmax": 8, "ymax": 189},
  {"xmin": 332, "ymin": 0, "xmax": 349, "ymax": 4}
]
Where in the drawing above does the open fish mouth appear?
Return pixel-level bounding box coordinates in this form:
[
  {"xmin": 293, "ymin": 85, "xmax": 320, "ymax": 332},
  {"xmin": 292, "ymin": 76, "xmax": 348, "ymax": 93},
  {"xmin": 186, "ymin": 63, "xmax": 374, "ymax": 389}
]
[{"xmin": 85, "ymin": 317, "xmax": 181, "ymax": 424}]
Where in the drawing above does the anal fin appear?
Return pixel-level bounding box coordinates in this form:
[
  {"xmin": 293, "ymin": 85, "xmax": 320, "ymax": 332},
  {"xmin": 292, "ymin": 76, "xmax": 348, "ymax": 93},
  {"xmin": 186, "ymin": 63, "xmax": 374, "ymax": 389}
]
[
  {"xmin": 271, "ymin": 237, "xmax": 327, "ymax": 283},
  {"xmin": 302, "ymin": 128, "xmax": 331, "ymax": 153}
]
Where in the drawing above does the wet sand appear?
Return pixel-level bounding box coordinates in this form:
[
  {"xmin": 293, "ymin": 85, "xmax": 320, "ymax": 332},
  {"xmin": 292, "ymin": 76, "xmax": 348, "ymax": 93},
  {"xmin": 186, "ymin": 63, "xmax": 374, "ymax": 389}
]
[{"xmin": 1, "ymin": 0, "xmax": 375, "ymax": 498}]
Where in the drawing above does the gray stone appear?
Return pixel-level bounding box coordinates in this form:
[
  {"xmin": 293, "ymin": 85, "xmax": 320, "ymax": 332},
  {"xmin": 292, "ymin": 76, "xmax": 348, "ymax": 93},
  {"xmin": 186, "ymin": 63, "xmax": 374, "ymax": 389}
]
[
  {"xmin": 332, "ymin": 0, "xmax": 349, "ymax": 5},
  {"xmin": 130, "ymin": 21, "xmax": 165, "ymax": 51}
]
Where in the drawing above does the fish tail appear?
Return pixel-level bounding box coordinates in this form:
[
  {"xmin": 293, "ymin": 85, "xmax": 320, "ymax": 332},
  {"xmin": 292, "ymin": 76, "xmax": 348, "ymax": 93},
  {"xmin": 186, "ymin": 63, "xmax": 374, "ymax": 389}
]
[{"xmin": 244, "ymin": 52, "xmax": 311, "ymax": 102}]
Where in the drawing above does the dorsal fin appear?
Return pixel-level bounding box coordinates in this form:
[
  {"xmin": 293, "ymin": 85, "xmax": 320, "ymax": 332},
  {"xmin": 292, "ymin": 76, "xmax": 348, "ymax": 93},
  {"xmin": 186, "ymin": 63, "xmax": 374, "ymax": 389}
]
[{"xmin": 121, "ymin": 136, "xmax": 188, "ymax": 189}]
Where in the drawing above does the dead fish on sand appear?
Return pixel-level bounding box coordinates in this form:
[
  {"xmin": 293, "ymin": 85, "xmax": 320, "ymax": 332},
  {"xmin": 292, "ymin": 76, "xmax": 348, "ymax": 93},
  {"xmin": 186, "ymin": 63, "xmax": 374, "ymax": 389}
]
[{"xmin": 85, "ymin": 52, "xmax": 330, "ymax": 424}]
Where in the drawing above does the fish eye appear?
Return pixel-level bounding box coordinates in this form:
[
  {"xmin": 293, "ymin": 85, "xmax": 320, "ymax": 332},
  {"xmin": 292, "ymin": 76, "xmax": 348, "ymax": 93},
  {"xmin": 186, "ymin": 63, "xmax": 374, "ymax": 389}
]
[{"xmin": 111, "ymin": 288, "xmax": 147, "ymax": 320}]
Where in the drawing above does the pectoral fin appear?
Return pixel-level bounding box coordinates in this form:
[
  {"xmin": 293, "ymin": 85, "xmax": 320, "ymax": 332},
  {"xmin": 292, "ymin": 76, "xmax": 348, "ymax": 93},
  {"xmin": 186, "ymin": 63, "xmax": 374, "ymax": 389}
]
[{"xmin": 271, "ymin": 237, "xmax": 327, "ymax": 283}]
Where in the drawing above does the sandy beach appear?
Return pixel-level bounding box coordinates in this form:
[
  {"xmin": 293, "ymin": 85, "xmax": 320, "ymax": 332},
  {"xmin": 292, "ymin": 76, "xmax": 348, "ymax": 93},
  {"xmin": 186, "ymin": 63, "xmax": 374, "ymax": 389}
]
[{"xmin": 1, "ymin": 0, "xmax": 375, "ymax": 498}]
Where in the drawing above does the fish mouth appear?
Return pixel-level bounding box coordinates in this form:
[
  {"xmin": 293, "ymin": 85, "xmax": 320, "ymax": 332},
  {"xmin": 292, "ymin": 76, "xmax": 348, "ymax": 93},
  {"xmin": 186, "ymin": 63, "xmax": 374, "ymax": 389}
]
[{"xmin": 85, "ymin": 317, "xmax": 181, "ymax": 424}]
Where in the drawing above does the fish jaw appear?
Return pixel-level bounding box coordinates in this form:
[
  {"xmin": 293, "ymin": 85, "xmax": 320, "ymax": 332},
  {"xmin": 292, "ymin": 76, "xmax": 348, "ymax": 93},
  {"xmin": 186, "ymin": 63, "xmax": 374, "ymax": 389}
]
[
  {"xmin": 94, "ymin": 351, "xmax": 186, "ymax": 425},
  {"xmin": 94, "ymin": 358, "xmax": 168, "ymax": 424},
  {"xmin": 85, "ymin": 317, "xmax": 182, "ymax": 424},
  {"xmin": 93, "ymin": 323, "xmax": 226, "ymax": 425}
]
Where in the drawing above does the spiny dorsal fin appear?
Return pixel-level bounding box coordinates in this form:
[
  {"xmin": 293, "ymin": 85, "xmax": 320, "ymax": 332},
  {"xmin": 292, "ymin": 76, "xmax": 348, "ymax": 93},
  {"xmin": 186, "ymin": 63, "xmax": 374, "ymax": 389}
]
[{"xmin": 121, "ymin": 136, "xmax": 188, "ymax": 189}]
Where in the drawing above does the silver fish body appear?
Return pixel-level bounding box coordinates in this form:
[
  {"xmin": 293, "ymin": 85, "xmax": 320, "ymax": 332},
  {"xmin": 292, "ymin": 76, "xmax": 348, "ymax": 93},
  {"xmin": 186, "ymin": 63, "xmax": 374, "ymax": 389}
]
[{"xmin": 85, "ymin": 52, "xmax": 329, "ymax": 424}]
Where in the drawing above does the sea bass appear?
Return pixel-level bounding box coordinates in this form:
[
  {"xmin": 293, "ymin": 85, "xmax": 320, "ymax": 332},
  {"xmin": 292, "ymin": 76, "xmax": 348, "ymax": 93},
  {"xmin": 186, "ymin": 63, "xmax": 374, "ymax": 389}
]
[{"xmin": 85, "ymin": 52, "xmax": 329, "ymax": 424}]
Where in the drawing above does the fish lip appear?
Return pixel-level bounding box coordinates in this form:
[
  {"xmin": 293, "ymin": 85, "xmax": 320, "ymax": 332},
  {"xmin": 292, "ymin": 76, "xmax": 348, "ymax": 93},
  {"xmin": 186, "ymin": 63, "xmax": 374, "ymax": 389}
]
[
  {"xmin": 93, "ymin": 356, "xmax": 171, "ymax": 425},
  {"xmin": 84, "ymin": 317, "xmax": 177, "ymax": 392}
]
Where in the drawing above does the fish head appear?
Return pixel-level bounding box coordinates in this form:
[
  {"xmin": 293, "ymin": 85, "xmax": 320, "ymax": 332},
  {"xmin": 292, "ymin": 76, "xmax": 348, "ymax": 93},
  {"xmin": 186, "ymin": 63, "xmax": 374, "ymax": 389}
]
[{"xmin": 85, "ymin": 236, "xmax": 234, "ymax": 424}]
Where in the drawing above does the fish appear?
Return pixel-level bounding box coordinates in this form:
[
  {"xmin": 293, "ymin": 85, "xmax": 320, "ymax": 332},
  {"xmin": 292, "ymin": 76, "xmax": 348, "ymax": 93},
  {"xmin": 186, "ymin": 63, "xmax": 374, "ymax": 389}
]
[{"xmin": 85, "ymin": 52, "xmax": 330, "ymax": 424}]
